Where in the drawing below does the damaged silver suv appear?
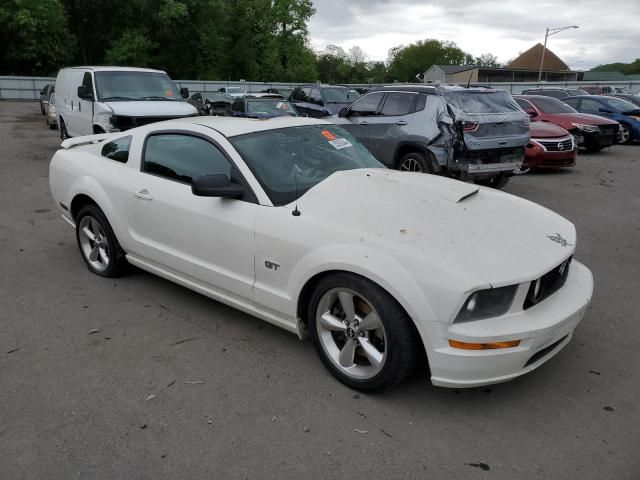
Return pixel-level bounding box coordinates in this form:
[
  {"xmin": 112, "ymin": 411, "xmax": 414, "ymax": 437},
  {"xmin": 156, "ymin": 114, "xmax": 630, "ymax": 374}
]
[{"xmin": 334, "ymin": 85, "xmax": 530, "ymax": 188}]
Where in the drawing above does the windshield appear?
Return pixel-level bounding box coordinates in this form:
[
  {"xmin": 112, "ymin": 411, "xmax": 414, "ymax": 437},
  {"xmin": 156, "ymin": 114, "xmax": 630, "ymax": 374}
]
[
  {"xmin": 246, "ymin": 100, "xmax": 298, "ymax": 117},
  {"xmin": 204, "ymin": 93, "xmax": 233, "ymax": 102},
  {"xmin": 95, "ymin": 71, "xmax": 181, "ymax": 101},
  {"xmin": 230, "ymin": 125, "xmax": 384, "ymax": 206},
  {"xmin": 529, "ymin": 96, "xmax": 578, "ymax": 114},
  {"xmin": 323, "ymin": 88, "xmax": 354, "ymax": 103},
  {"xmin": 603, "ymin": 97, "xmax": 639, "ymax": 112},
  {"xmin": 444, "ymin": 91, "xmax": 522, "ymax": 114}
]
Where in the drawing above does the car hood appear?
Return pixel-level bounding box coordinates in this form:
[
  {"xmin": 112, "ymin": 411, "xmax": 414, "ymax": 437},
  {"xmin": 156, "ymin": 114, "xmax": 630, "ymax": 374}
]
[
  {"xmin": 530, "ymin": 121, "xmax": 570, "ymax": 138},
  {"xmin": 104, "ymin": 100, "xmax": 197, "ymax": 116},
  {"xmin": 548, "ymin": 112, "xmax": 619, "ymax": 126},
  {"xmin": 297, "ymin": 168, "xmax": 575, "ymax": 286}
]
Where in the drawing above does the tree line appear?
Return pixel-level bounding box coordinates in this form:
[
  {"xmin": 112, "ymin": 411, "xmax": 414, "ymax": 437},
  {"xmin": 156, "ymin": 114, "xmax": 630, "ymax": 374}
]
[{"xmin": 1, "ymin": 0, "xmax": 501, "ymax": 83}]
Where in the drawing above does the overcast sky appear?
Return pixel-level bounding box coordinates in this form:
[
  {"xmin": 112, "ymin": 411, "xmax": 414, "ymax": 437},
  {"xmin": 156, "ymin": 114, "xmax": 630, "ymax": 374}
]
[{"xmin": 308, "ymin": 0, "xmax": 640, "ymax": 69}]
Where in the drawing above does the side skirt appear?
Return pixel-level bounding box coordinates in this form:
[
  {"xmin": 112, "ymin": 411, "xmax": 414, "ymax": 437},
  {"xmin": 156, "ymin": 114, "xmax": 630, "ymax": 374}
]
[{"xmin": 125, "ymin": 254, "xmax": 299, "ymax": 336}]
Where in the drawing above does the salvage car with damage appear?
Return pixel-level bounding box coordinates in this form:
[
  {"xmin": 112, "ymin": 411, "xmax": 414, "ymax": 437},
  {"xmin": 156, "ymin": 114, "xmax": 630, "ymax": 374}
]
[
  {"xmin": 333, "ymin": 85, "xmax": 530, "ymax": 189},
  {"xmin": 49, "ymin": 116, "xmax": 593, "ymax": 392}
]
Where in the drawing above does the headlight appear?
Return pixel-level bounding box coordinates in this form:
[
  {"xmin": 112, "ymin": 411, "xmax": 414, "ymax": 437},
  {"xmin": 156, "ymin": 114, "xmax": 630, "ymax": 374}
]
[
  {"xmin": 454, "ymin": 285, "xmax": 518, "ymax": 323},
  {"xmin": 571, "ymin": 123, "xmax": 599, "ymax": 133}
]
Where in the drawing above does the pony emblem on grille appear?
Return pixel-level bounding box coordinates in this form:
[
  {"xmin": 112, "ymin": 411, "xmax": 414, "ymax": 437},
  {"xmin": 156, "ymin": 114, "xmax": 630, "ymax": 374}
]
[{"xmin": 547, "ymin": 233, "xmax": 572, "ymax": 247}]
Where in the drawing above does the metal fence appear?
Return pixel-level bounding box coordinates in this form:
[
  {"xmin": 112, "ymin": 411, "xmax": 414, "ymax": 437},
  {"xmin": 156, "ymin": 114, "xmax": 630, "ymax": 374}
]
[{"xmin": 2, "ymin": 75, "xmax": 639, "ymax": 100}]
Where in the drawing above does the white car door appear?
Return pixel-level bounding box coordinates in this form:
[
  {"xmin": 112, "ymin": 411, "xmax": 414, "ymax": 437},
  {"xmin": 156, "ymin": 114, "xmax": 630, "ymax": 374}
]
[{"xmin": 132, "ymin": 130, "xmax": 257, "ymax": 302}]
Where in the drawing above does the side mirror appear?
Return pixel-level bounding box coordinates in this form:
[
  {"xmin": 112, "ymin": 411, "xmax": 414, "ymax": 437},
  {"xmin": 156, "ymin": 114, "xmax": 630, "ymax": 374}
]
[
  {"xmin": 338, "ymin": 107, "xmax": 348, "ymax": 118},
  {"xmin": 180, "ymin": 87, "xmax": 189, "ymax": 99},
  {"xmin": 40, "ymin": 89, "xmax": 45, "ymax": 95},
  {"xmin": 527, "ymin": 110, "xmax": 538, "ymax": 118},
  {"xmin": 77, "ymin": 85, "xmax": 93, "ymax": 101},
  {"xmin": 192, "ymin": 174, "xmax": 243, "ymax": 198}
]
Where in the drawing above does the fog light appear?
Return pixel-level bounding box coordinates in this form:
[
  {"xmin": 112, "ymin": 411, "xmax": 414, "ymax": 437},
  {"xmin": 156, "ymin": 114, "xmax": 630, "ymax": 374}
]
[{"xmin": 448, "ymin": 339, "xmax": 521, "ymax": 350}]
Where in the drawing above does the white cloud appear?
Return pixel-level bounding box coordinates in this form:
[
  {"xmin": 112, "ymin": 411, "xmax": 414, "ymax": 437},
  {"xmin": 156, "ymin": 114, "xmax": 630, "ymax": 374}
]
[{"xmin": 309, "ymin": 0, "xmax": 640, "ymax": 69}]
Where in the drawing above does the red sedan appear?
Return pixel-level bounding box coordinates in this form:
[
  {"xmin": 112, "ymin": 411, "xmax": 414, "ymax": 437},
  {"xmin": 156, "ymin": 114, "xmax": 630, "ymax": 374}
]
[
  {"xmin": 525, "ymin": 121, "xmax": 576, "ymax": 169},
  {"xmin": 515, "ymin": 95, "xmax": 620, "ymax": 152}
]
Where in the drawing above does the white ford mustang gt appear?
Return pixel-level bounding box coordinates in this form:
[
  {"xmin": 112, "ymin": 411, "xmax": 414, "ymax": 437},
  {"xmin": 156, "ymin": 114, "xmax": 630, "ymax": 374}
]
[{"xmin": 49, "ymin": 116, "xmax": 593, "ymax": 391}]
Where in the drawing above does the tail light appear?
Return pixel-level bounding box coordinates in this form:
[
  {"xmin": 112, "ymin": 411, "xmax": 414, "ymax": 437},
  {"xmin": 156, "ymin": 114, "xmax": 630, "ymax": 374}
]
[{"xmin": 463, "ymin": 121, "xmax": 479, "ymax": 132}]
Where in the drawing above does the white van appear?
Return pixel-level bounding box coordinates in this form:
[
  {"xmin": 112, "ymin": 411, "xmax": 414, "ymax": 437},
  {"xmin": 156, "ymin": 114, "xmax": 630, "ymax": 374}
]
[{"xmin": 54, "ymin": 66, "xmax": 197, "ymax": 139}]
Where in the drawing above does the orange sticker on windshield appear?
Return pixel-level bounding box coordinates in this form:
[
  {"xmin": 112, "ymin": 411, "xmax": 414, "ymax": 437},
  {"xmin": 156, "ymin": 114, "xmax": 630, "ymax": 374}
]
[
  {"xmin": 321, "ymin": 130, "xmax": 336, "ymax": 141},
  {"xmin": 165, "ymin": 90, "xmax": 173, "ymax": 97}
]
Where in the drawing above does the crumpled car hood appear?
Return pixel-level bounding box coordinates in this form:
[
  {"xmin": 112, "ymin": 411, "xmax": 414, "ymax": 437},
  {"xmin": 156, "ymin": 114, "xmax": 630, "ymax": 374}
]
[{"xmin": 298, "ymin": 168, "xmax": 575, "ymax": 286}]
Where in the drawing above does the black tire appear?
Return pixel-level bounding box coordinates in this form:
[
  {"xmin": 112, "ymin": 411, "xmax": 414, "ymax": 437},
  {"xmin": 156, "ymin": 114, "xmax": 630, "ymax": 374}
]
[
  {"xmin": 40, "ymin": 103, "xmax": 45, "ymax": 115},
  {"xmin": 308, "ymin": 272, "xmax": 420, "ymax": 392},
  {"xmin": 60, "ymin": 118, "xmax": 70, "ymax": 140},
  {"xmin": 475, "ymin": 174, "xmax": 509, "ymax": 189},
  {"xmin": 397, "ymin": 151, "xmax": 434, "ymax": 173},
  {"xmin": 75, "ymin": 204, "xmax": 127, "ymax": 278},
  {"xmin": 49, "ymin": 122, "xmax": 57, "ymax": 130}
]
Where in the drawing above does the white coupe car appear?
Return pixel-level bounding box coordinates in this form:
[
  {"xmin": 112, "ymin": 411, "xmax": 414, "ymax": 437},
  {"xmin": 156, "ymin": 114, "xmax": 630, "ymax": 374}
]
[{"xmin": 49, "ymin": 116, "xmax": 594, "ymax": 391}]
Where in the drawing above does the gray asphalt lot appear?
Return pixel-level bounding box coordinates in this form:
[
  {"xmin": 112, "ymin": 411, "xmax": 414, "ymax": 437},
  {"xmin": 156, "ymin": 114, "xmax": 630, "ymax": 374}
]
[{"xmin": 1, "ymin": 101, "xmax": 639, "ymax": 479}]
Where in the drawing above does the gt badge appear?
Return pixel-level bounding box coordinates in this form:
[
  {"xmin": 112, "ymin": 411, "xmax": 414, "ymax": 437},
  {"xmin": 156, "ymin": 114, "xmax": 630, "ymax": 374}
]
[{"xmin": 265, "ymin": 260, "xmax": 280, "ymax": 271}]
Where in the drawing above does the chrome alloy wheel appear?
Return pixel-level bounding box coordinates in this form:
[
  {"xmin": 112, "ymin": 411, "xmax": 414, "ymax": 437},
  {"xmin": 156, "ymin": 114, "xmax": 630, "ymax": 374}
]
[
  {"xmin": 78, "ymin": 216, "xmax": 110, "ymax": 272},
  {"xmin": 399, "ymin": 157, "xmax": 423, "ymax": 172},
  {"xmin": 620, "ymin": 126, "xmax": 631, "ymax": 144},
  {"xmin": 315, "ymin": 288, "xmax": 387, "ymax": 379}
]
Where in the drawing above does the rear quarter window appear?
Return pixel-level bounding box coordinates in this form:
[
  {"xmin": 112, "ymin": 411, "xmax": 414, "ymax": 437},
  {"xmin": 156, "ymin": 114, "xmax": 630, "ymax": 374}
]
[{"xmin": 101, "ymin": 136, "xmax": 131, "ymax": 163}]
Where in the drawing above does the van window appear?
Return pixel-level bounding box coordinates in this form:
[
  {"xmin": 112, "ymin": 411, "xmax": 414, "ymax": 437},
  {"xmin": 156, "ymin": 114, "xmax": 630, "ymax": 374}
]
[
  {"xmin": 82, "ymin": 72, "xmax": 94, "ymax": 94},
  {"xmin": 143, "ymin": 134, "xmax": 231, "ymax": 184},
  {"xmin": 101, "ymin": 136, "xmax": 131, "ymax": 163}
]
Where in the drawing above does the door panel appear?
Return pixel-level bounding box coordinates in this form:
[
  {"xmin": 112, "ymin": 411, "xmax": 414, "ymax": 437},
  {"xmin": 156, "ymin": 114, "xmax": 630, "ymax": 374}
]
[{"xmin": 133, "ymin": 176, "xmax": 256, "ymax": 301}]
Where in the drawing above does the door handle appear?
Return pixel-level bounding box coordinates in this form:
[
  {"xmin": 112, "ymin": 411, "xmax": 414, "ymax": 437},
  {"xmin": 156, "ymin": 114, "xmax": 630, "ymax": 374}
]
[
  {"xmin": 395, "ymin": 120, "xmax": 407, "ymax": 126},
  {"xmin": 359, "ymin": 121, "xmax": 369, "ymax": 126},
  {"xmin": 134, "ymin": 189, "xmax": 153, "ymax": 200}
]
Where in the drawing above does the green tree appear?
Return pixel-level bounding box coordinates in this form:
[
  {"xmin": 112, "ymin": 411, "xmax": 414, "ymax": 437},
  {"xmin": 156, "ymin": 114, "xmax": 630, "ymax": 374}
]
[
  {"xmin": 0, "ymin": 0, "xmax": 75, "ymax": 75},
  {"xmin": 475, "ymin": 53, "xmax": 499, "ymax": 67},
  {"xmin": 386, "ymin": 39, "xmax": 476, "ymax": 82},
  {"xmin": 105, "ymin": 31, "xmax": 157, "ymax": 67}
]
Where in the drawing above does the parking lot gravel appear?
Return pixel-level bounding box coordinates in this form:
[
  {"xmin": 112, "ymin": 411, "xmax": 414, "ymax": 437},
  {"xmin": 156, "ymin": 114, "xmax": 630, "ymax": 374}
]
[{"xmin": 1, "ymin": 101, "xmax": 639, "ymax": 479}]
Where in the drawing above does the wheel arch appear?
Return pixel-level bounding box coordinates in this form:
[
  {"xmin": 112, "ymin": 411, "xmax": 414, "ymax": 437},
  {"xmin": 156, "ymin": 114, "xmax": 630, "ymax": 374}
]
[
  {"xmin": 392, "ymin": 141, "xmax": 439, "ymax": 171},
  {"xmin": 291, "ymin": 248, "xmax": 437, "ymax": 355}
]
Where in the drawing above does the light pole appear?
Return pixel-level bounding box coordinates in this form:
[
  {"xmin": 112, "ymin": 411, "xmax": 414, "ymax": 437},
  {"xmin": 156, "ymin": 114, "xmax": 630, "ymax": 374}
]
[{"xmin": 537, "ymin": 25, "xmax": 579, "ymax": 82}]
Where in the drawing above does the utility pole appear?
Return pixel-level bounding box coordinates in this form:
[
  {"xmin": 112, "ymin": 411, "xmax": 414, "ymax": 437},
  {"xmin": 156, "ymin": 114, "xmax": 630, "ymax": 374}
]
[{"xmin": 537, "ymin": 25, "xmax": 579, "ymax": 82}]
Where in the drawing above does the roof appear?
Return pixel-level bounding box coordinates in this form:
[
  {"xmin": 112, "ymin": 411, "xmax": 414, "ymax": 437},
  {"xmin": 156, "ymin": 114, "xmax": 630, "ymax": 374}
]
[
  {"xmin": 508, "ymin": 44, "xmax": 570, "ymax": 71},
  {"xmin": 431, "ymin": 65, "xmax": 477, "ymax": 74},
  {"xmin": 370, "ymin": 85, "xmax": 437, "ymax": 94},
  {"xmin": 173, "ymin": 115, "xmax": 331, "ymax": 138},
  {"xmin": 62, "ymin": 66, "xmax": 166, "ymax": 73}
]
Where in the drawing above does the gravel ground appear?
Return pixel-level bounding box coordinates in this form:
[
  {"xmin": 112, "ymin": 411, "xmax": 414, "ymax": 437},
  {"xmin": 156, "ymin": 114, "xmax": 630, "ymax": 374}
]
[{"xmin": 1, "ymin": 101, "xmax": 639, "ymax": 480}]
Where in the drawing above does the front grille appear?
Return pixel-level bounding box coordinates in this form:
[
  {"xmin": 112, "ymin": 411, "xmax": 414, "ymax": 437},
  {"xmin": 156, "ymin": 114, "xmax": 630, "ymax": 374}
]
[
  {"xmin": 523, "ymin": 256, "xmax": 572, "ymax": 310},
  {"xmin": 599, "ymin": 125, "xmax": 618, "ymax": 137},
  {"xmin": 111, "ymin": 114, "xmax": 195, "ymax": 130},
  {"xmin": 537, "ymin": 137, "xmax": 573, "ymax": 152},
  {"xmin": 524, "ymin": 335, "xmax": 568, "ymax": 367}
]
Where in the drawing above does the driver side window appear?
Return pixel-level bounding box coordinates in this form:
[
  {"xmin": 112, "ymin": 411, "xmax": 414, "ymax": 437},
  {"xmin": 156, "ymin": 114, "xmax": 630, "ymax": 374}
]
[
  {"xmin": 142, "ymin": 134, "xmax": 232, "ymax": 184},
  {"xmin": 349, "ymin": 92, "xmax": 385, "ymax": 116}
]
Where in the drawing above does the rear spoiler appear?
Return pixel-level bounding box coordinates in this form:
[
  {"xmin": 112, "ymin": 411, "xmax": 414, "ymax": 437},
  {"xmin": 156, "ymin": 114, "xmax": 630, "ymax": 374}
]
[{"xmin": 61, "ymin": 133, "xmax": 112, "ymax": 149}]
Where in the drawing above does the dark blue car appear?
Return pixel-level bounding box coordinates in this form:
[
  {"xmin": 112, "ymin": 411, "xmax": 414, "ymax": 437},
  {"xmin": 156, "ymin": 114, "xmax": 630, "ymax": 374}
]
[
  {"xmin": 289, "ymin": 85, "xmax": 360, "ymax": 118},
  {"xmin": 564, "ymin": 95, "xmax": 640, "ymax": 144}
]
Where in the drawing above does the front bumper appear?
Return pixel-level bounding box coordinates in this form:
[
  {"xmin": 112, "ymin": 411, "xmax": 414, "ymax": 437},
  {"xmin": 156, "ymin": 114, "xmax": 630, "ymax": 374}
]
[
  {"xmin": 524, "ymin": 142, "xmax": 576, "ymax": 168},
  {"xmin": 428, "ymin": 260, "xmax": 593, "ymax": 388}
]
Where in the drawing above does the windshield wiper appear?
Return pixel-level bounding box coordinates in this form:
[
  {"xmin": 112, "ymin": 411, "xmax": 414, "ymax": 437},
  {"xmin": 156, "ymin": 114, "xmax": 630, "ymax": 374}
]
[
  {"xmin": 142, "ymin": 96, "xmax": 176, "ymax": 101},
  {"xmin": 101, "ymin": 96, "xmax": 140, "ymax": 101}
]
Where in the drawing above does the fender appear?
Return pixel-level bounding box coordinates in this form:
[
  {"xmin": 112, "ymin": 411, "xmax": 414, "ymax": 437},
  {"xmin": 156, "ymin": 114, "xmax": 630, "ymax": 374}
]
[
  {"xmin": 287, "ymin": 244, "xmax": 438, "ymax": 351},
  {"xmin": 393, "ymin": 140, "xmax": 442, "ymax": 172},
  {"xmin": 66, "ymin": 177, "xmax": 133, "ymax": 252}
]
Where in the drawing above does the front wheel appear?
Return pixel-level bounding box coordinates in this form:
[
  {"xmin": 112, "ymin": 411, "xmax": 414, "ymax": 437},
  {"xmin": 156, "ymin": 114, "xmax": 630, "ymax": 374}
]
[
  {"xmin": 59, "ymin": 119, "xmax": 70, "ymax": 140},
  {"xmin": 308, "ymin": 273, "xmax": 419, "ymax": 392},
  {"xmin": 75, "ymin": 204, "xmax": 127, "ymax": 277},
  {"xmin": 475, "ymin": 174, "xmax": 509, "ymax": 189}
]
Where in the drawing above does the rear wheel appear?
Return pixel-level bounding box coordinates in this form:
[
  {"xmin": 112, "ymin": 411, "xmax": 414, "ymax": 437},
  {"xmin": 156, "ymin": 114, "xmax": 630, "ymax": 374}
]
[
  {"xmin": 75, "ymin": 204, "xmax": 127, "ymax": 277},
  {"xmin": 475, "ymin": 174, "xmax": 509, "ymax": 189},
  {"xmin": 308, "ymin": 273, "xmax": 419, "ymax": 392},
  {"xmin": 397, "ymin": 151, "xmax": 433, "ymax": 174}
]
